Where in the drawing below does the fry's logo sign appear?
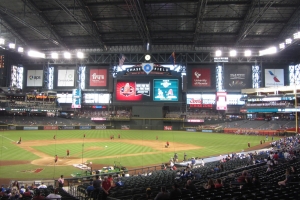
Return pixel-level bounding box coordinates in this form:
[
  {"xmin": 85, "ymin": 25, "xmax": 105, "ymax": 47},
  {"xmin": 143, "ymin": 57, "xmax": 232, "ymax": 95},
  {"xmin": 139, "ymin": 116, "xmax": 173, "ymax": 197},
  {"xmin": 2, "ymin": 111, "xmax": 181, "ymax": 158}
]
[
  {"xmin": 92, "ymin": 73, "xmax": 105, "ymax": 80},
  {"xmin": 90, "ymin": 69, "xmax": 107, "ymax": 87}
]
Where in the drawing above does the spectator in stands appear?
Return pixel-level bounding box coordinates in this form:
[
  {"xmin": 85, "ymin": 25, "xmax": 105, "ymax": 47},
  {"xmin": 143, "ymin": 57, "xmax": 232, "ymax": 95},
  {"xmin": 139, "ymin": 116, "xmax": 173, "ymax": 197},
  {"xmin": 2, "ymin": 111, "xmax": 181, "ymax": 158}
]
[
  {"xmin": 37, "ymin": 183, "xmax": 47, "ymax": 189},
  {"xmin": 46, "ymin": 188, "xmax": 61, "ymax": 200},
  {"xmin": 9, "ymin": 186, "xmax": 22, "ymax": 200},
  {"xmin": 204, "ymin": 179, "xmax": 215, "ymax": 189},
  {"xmin": 12, "ymin": 181, "xmax": 19, "ymax": 190},
  {"xmin": 33, "ymin": 189, "xmax": 44, "ymax": 200},
  {"xmin": 214, "ymin": 179, "xmax": 223, "ymax": 188},
  {"xmin": 86, "ymin": 182, "xmax": 94, "ymax": 197},
  {"xmin": 19, "ymin": 186, "xmax": 25, "ymax": 194},
  {"xmin": 240, "ymin": 177, "xmax": 253, "ymax": 189},
  {"xmin": 145, "ymin": 187, "xmax": 152, "ymax": 200},
  {"xmin": 22, "ymin": 188, "xmax": 32, "ymax": 198},
  {"xmin": 185, "ymin": 180, "xmax": 196, "ymax": 192},
  {"xmin": 58, "ymin": 175, "xmax": 64, "ymax": 188},
  {"xmin": 252, "ymin": 174, "xmax": 261, "ymax": 188},
  {"xmin": 154, "ymin": 186, "xmax": 169, "ymax": 200},
  {"xmin": 169, "ymin": 183, "xmax": 181, "ymax": 200},
  {"xmin": 92, "ymin": 175, "xmax": 102, "ymax": 200},
  {"xmin": 278, "ymin": 168, "xmax": 292, "ymax": 186},
  {"xmin": 101, "ymin": 176, "xmax": 111, "ymax": 200}
]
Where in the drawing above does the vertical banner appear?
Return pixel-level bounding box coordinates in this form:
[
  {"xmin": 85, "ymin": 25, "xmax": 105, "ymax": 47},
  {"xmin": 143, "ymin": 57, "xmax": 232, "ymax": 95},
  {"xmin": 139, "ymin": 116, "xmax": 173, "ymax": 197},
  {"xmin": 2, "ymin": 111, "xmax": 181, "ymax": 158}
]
[
  {"xmin": 216, "ymin": 92, "xmax": 227, "ymax": 110},
  {"xmin": 89, "ymin": 69, "xmax": 107, "ymax": 87},
  {"xmin": 224, "ymin": 65, "xmax": 251, "ymax": 90},
  {"xmin": 72, "ymin": 89, "xmax": 81, "ymax": 108},
  {"xmin": 265, "ymin": 69, "xmax": 284, "ymax": 87},
  {"xmin": 192, "ymin": 68, "xmax": 211, "ymax": 87},
  {"xmin": 57, "ymin": 69, "xmax": 75, "ymax": 87},
  {"xmin": 27, "ymin": 70, "xmax": 43, "ymax": 87}
]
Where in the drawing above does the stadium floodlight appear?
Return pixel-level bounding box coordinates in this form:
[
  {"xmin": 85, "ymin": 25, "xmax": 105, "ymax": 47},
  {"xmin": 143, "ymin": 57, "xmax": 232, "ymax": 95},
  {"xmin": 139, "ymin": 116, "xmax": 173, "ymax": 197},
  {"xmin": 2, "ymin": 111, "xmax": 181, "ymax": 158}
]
[
  {"xmin": 8, "ymin": 43, "xmax": 15, "ymax": 49},
  {"xmin": 294, "ymin": 32, "xmax": 300, "ymax": 39},
  {"xmin": 0, "ymin": 38, "xmax": 4, "ymax": 45},
  {"xmin": 244, "ymin": 50, "xmax": 252, "ymax": 57},
  {"xmin": 215, "ymin": 50, "xmax": 222, "ymax": 57},
  {"xmin": 259, "ymin": 47, "xmax": 277, "ymax": 56},
  {"xmin": 28, "ymin": 50, "xmax": 45, "ymax": 58},
  {"xmin": 77, "ymin": 52, "xmax": 84, "ymax": 59},
  {"xmin": 51, "ymin": 52, "xmax": 58, "ymax": 59},
  {"xmin": 17, "ymin": 47, "xmax": 24, "ymax": 52},
  {"xmin": 279, "ymin": 43, "xmax": 285, "ymax": 49},
  {"xmin": 285, "ymin": 38, "xmax": 292, "ymax": 44},
  {"xmin": 64, "ymin": 52, "xmax": 71, "ymax": 59},
  {"xmin": 229, "ymin": 50, "xmax": 237, "ymax": 57}
]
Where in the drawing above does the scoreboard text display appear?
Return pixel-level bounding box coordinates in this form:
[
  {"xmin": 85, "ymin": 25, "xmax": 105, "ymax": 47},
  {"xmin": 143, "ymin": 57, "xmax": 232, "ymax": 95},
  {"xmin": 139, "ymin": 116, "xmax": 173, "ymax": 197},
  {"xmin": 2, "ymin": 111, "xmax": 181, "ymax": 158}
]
[{"xmin": 115, "ymin": 77, "xmax": 180, "ymax": 102}]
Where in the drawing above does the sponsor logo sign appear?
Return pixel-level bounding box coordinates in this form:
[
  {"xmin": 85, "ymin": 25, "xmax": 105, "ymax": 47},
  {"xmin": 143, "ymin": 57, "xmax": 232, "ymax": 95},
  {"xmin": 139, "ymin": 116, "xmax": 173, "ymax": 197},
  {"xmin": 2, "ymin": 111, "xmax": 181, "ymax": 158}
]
[
  {"xmin": 44, "ymin": 126, "xmax": 58, "ymax": 130},
  {"xmin": 224, "ymin": 65, "xmax": 251, "ymax": 90},
  {"xmin": 265, "ymin": 69, "xmax": 284, "ymax": 87},
  {"xmin": 186, "ymin": 128, "xmax": 197, "ymax": 132},
  {"xmin": 80, "ymin": 126, "xmax": 91, "ymax": 130},
  {"xmin": 202, "ymin": 130, "xmax": 213, "ymax": 133},
  {"xmin": 95, "ymin": 125, "xmax": 106, "ymax": 130},
  {"xmin": 187, "ymin": 119, "xmax": 204, "ymax": 122},
  {"xmin": 57, "ymin": 69, "xmax": 75, "ymax": 87},
  {"xmin": 27, "ymin": 70, "xmax": 43, "ymax": 87},
  {"xmin": 24, "ymin": 126, "xmax": 38, "ymax": 130},
  {"xmin": 164, "ymin": 126, "xmax": 172, "ymax": 131},
  {"xmin": 216, "ymin": 92, "xmax": 227, "ymax": 110},
  {"xmin": 121, "ymin": 125, "xmax": 130, "ymax": 130},
  {"xmin": 8, "ymin": 126, "xmax": 16, "ymax": 130},
  {"xmin": 192, "ymin": 68, "xmax": 211, "ymax": 87},
  {"xmin": 61, "ymin": 126, "xmax": 74, "ymax": 130},
  {"xmin": 90, "ymin": 69, "xmax": 107, "ymax": 87},
  {"xmin": 91, "ymin": 117, "xmax": 106, "ymax": 121}
]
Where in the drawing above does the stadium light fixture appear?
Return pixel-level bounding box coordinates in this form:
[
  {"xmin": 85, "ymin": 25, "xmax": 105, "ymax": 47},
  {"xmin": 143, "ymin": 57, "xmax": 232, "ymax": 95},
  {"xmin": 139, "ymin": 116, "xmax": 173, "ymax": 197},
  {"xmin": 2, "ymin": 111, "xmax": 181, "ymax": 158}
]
[
  {"xmin": 17, "ymin": 47, "xmax": 24, "ymax": 52},
  {"xmin": 0, "ymin": 38, "xmax": 4, "ymax": 45},
  {"xmin": 294, "ymin": 32, "xmax": 300, "ymax": 39},
  {"xmin": 215, "ymin": 50, "xmax": 222, "ymax": 57},
  {"xmin": 8, "ymin": 43, "xmax": 15, "ymax": 49},
  {"xmin": 64, "ymin": 52, "xmax": 71, "ymax": 59},
  {"xmin": 28, "ymin": 50, "xmax": 45, "ymax": 58},
  {"xmin": 279, "ymin": 43, "xmax": 285, "ymax": 49},
  {"xmin": 244, "ymin": 50, "xmax": 252, "ymax": 57},
  {"xmin": 77, "ymin": 52, "xmax": 84, "ymax": 59},
  {"xmin": 285, "ymin": 38, "xmax": 292, "ymax": 44},
  {"xmin": 259, "ymin": 47, "xmax": 277, "ymax": 56},
  {"xmin": 51, "ymin": 52, "xmax": 58, "ymax": 59},
  {"xmin": 229, "ymin": 50, "xmax": 237, "ymax": 57}
]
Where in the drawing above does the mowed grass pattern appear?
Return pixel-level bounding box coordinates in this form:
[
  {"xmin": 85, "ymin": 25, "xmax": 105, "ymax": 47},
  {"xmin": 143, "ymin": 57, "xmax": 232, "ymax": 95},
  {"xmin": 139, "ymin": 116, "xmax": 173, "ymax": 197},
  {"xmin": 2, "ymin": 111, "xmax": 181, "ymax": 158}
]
[{"xmin": 0, "ymin": 129, "xmax": 279, "ymax": 180}]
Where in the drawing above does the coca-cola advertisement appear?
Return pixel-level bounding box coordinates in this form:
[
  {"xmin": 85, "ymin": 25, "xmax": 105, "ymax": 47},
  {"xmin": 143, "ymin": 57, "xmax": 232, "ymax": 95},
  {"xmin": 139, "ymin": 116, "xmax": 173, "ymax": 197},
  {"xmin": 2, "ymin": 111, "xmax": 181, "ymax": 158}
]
[
  {"xmin": 164, "ymin": 126, "xmax": 172, "ymax": 131},
  {"xmin": 192, "ymin": 68, "xmax": 211, "ymax": 87},
  {"xmin": 189, "ymin": 98, "xmax": 203, "ymax": 108},
  {"xmin": 89, "ymin": 69, "xmax": 107, "ymax": 87}
]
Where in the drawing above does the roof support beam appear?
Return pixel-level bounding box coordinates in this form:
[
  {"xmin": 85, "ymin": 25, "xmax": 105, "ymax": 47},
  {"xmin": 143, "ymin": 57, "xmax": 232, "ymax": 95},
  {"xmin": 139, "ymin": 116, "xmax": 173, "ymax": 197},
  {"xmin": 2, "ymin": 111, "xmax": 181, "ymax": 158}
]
[
  {"xmin": 54, "ymin": 0, "xmax": 106, "ymax": 50},
  {"xmin": 194, "ymin": 0, "xmax": 208, "ymax": 44},
  {"xmin": 235, "ymin": 0, "xmax": 275, "ymax": 45},
  {"xmin": 278, "ymin": 3, "xmax": 300, "ymax": 39},
  {"xmin": 125, "ymin": 0, "xmax": 151, "ymax": 47}
]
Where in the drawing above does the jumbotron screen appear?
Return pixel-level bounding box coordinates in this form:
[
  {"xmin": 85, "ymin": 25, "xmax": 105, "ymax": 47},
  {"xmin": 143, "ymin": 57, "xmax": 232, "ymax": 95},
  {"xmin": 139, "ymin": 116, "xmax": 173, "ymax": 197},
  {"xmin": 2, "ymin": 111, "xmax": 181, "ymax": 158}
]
[{"xmin": 115, "ymin": 77, "xmax": 180, "ymax": 102}]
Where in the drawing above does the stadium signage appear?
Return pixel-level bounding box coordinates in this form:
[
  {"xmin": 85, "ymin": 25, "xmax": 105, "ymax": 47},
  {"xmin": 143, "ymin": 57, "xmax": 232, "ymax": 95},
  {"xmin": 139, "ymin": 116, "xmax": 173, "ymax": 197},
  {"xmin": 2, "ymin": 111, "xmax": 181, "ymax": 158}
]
[
  {"xmin": 186, "ymin": 128, "xmax": 196, "ymax": 132},
  {"xmin": 24, "ymin": 126, "xmax": 38, "ymax": 130},
  {"xmin": 57, "ymin": 69, "xmax": 75, "ymax": 87},
  {"xmin": 265, "ymin": 69, "xmax": 284, "ymax": 87},
  {"xmin": 124, "ymin": 65, "xmax": 171, "ymax": 76},
  {"xmin": 91, "ymin": 117, "xmax": 107, "ymax": 121},
  {"xmin": 187, "ymin": 119, "xmax": 204, "ymax": 122},
  {"xmin": 214, "ymin": 57, "xmax": 228, "ymax": 62},
  {"xmin": 164, "ymin": 126, "xmax": 172, "ymax": 131},
  {"xmin": 192, "ymin": 68, "xmax": 211, "ymax": 87},
  {"xmin": 90, "ymin": 69, "xmax": 107, "ymax": 87},
  {"xmin": 61, "ymin": 126, "xmax": 74, "ymax": 130},
  {"xmin": 202, "ymin": 130, "xmax": 213, "ymax": 133},
  {"xmin": 80, "ymin": 126, "xmax": 91, "ymax": 130},
  {"xmin": 95, "ymin": 125, "xmax": 106, "ymax": 130},
  {"xmin": 121, "ymin": 125, "xmax": 130, "ymax": 130},
  {"xmin": 44, "ymin": 126, "xmax": 58, "ymax": 130},
  {"xmin": 8, "ymin": 126, "xmax": 16, "ymax": 130},
  {"xmin": 27, "ymin": 70, "xmax": 43, "ymax": 87}
]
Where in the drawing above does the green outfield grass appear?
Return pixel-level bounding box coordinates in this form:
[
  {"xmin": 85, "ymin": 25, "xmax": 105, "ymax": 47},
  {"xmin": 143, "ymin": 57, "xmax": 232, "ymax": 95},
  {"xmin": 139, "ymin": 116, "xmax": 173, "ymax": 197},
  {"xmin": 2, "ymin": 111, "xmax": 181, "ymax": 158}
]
[{"xmin": 0, "ymin": 129, "xmax": 278, "ymax": 180}]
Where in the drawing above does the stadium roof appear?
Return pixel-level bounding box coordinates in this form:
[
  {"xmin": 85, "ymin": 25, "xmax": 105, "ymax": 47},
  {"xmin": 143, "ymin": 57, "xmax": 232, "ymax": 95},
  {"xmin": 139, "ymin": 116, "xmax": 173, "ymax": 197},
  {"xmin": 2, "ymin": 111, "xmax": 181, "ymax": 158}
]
[{"xmin": 0, "ymin": 0, "xmax": 299, "ymax": 60}]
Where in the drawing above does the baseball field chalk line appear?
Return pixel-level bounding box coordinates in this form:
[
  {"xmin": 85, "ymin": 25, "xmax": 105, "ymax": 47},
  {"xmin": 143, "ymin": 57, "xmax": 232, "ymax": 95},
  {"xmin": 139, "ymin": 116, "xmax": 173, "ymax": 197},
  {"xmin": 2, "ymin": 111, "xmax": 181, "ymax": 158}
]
[
  {"xmin": 2, "ymin": 146, "xmax": 7, "ymax": 149},
  {"xmin": 0, "ymin": 135, "xmax": 15, "ymax": 142}
]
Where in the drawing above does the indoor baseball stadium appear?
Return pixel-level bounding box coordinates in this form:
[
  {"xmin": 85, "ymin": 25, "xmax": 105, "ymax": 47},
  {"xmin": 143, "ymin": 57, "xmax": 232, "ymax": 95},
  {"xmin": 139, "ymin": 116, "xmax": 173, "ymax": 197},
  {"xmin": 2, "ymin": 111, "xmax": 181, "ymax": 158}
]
[{"xmin": 0, "ymin": 0, "xmax": 300, "ymax": 200}]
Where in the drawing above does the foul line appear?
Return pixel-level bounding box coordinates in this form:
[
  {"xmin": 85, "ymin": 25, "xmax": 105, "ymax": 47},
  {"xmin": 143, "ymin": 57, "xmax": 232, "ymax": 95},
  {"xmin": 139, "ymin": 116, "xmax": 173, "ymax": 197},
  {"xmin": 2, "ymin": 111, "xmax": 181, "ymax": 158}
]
[
  {"xmin": 2, "ymin": 146, "xmax": 7, "ymax": 149},
  {"xmin": 0, "ymin": 135, "xmax": 15, "ymax": 142}
]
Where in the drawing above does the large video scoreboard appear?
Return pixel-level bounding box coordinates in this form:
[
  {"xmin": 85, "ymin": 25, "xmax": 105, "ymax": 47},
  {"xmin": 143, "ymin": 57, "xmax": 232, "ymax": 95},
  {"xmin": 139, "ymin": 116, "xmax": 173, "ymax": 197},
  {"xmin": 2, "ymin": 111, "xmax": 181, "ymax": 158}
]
[{"xmin": 114, "ymin": 77, "xmax": 181, "ymax": 102}]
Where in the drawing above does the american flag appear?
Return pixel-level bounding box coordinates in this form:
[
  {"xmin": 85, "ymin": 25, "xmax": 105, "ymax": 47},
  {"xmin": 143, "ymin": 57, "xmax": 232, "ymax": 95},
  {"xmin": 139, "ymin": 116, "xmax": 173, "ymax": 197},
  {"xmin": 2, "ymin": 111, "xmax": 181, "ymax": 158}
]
[
  {"xmin": 119, "ymin": 54, "xmax": 126, "ymax": 68},
  {"xmin": 170, "ymin": 52, "xmax": 175, "ymax": 66}
]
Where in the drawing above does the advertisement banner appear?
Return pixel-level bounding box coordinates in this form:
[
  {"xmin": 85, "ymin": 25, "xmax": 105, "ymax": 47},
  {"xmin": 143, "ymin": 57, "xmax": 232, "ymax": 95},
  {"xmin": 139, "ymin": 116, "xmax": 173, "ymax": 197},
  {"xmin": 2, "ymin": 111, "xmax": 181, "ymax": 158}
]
[
  {"xmin": 80, "ymin": 126, "xmax": 91, "ymax": 130},
  {"xmin": 8, "ymin": 126, "xmax": 16, "ymax": 130},
  {"xmin": 57, "ymin": 69, "xmax": 75, "ymax": 87},
  {"xmin": 224, "ymin": 65, "xmax": 251, "ymax": 90},
  {"xmin": 164, "ymin": 126, "xmax": 172, "ymax": 131},
  {"xmin": 202, "ymin": 130, "xmax": 213, "ymax": 133},
  {"xmin": 27, "ymin": 70, "xmax": 43, "ymax": 87},
  {"xmin": 186, "ymin": 128, "xmax": 197, "ymax": 132},
  {"xmin": 60, "ymin": 126, "xmax": 74, "ymax": 130},
  {"xmin": 216, "ymin": 92, "xmax": 227, "ymax": 110},
  {"xmin": 71, "ymin": 89, "xmax": 81, "ymax": 108},
  {"xmin": 91, "ymin": 117, "xmax": 107, "ymax": 121},
  {"xmin": 24, "ymin": 126, "xmax": 38, "ymax": 130},
  {"xmin": 90, "ymin": 69, "xmax": 107, "ymax": 87},
  {"xmin": 187, "ymin": 119, "xmax": 204, "ymax": 122},
  {"xmin": 265, "ymin": 69, "xmax": 284, "ymax": 87},
  {"xmin": 116, "ymin": 81, "xmax": 150, "ymax": 101},
  {"xmin": 44, "ymin": 126, "xmax": 58, "ymax": 130},
  {"xmin": 83, "ymin": 93, "xmax": 110, "ymax": 104},
  {"xmin": 153, "ymin": 79, "xmax": 179, "ymax": 101},
  {"xmin": 95, "ymin": 125, "xmax": 106, "ymax": 130},
  {"xmin": 192, "ymin": 68, "xmax": 211, "ymax": 87},
  {"xmin": 121, "ymin": 125, "xmax": 130, "ymax": 130}
]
